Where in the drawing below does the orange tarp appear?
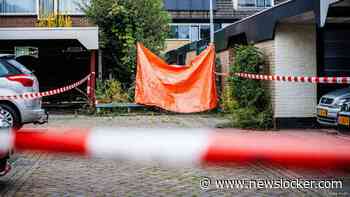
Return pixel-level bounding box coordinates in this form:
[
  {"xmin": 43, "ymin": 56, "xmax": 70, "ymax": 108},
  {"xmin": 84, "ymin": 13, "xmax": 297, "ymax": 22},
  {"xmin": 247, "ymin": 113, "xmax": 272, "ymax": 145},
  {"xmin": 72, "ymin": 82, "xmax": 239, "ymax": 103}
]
[{"xmin": 135, "ymin": 43, "xmax": 217, "ymax": 113}]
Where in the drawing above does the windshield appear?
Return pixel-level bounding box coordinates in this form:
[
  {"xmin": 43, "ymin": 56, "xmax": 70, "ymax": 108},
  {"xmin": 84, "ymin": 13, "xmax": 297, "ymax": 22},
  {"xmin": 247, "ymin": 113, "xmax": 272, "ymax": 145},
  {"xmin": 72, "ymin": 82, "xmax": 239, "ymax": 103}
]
[{"xmin": 6, "ymin": 59, "xmax": 32, "ymax": 75}]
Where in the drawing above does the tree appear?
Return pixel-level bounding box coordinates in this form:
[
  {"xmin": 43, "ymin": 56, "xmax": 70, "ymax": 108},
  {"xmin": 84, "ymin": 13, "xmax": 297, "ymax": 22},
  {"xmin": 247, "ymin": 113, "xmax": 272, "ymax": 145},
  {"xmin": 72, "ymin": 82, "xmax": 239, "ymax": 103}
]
[{"xmin": 84, "ymin": 0, "xmax": 171, "ymax": 88}]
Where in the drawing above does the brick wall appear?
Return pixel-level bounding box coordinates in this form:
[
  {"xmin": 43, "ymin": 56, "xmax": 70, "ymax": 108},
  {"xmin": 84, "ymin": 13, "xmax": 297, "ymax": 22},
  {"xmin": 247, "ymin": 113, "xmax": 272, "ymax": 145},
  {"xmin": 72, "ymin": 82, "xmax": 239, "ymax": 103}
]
[
  {"xmin": 0, "ymin": 16, "xmax": 94, "ymax": 27},
  {"xmin": 216, "ymin": 23, "xmax": 317, "ymax": 120},
  {"xmin": 217, "ymin": 48, "xmax": 234, "ymax": 91},
  {"xmin": 272, "ymin": 24, "xmax": 317, "ymax": 118},
  {"xmin": 71, "ymin": 16, "xmax": 94, "ymax": 27},
  {"xmin": 255, "ymin": 40, "xmax": 275, "ymax": 112},
  {"xmin": 0, "ymin": 16, "xmax": 37, "ymax": 27},
  {"xmin": 254, "ymin": 24, "xmax": 317, "ymax": 119}
]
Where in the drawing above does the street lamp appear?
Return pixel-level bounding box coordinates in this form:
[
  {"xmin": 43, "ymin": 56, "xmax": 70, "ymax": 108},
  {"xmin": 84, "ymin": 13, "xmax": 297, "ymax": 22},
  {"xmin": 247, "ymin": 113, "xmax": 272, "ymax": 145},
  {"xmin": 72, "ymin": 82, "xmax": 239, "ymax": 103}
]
[{"xmin": 209, "ymin": 0, "xmax": 214, "ymax": 44}]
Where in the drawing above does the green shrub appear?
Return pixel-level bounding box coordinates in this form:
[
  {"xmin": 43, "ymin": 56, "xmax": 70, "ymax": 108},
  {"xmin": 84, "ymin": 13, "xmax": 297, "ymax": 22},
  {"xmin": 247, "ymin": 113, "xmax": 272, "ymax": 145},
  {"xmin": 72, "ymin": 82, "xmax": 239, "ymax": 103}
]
[
  {"xmin": 84, "ymin": 0, "xmax": 171, "ymax": 88},
  {"xmin": 96, "ymin": 79, "xmax": 129, "ymax": 103},
  {"xmin": 222, "ymin": 44, "xmax": 273, "ymax": 129},
  {"xmin": 221, "ymin": 85, "xmax": 239, "ymax": 113}
]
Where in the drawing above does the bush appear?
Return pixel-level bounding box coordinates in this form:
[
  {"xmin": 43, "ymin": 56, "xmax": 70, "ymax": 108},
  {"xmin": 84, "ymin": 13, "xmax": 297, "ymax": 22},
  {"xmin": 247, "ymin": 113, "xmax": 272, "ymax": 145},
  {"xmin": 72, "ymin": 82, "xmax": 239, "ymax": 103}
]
[
  {"xmin": 84, "ymin": 0, "xmax": 171, "ymax": 88},
  {"xmin": 222, "ymin": 44, "xmax": 273, "ymax": 129},
  {"xmin": 231, "ymin": 107, "xmax": 273, "ymax": 129},
  {"xmin": 221, "ymin": 85, "xmax": 239, "ymax": 113},
  {"xmin": 96, "ymin": 79, "xmax": 129, "ymax": 103}
]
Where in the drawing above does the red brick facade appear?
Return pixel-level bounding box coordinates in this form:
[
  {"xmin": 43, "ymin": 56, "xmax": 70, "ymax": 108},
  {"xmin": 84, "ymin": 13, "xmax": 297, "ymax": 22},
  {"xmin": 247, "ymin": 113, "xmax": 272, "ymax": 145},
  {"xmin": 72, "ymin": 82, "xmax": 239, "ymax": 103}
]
[{"xmin": 0, "ymin": 16, "xmax": 94, "ymax": 28}]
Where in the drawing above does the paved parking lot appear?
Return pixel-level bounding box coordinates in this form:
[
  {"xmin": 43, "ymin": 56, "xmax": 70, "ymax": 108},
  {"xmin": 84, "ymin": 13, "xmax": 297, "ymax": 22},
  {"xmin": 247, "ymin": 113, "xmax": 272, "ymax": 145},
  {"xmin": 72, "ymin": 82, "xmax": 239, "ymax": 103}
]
[{"xmin": 0, "ymin": 115, "xmax": 349, "ymax": 196}]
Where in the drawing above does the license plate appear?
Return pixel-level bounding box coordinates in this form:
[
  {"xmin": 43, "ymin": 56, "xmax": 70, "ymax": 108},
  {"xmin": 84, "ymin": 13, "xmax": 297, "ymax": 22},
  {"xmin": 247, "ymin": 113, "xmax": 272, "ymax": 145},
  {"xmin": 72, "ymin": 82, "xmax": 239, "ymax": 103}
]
[
  {"xmin": 338, "ymin": 116, "xmax": 350, "ymax": 126},
  {"xmin": 318, "ymin": 109, "xmax": 328, "ymax": 117}
]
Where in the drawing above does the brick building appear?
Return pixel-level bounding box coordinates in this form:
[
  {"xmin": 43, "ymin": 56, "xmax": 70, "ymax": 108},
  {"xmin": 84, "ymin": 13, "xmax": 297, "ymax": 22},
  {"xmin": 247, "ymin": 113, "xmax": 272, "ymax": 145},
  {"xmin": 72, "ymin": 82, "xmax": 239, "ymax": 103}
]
[
  {"xmin": 214, "ymin": 0, "xmax": 350, "ymax": 128},
  {"xmin": 164, "ymin": 0, "xmax": 284, "ymax": 64},
  {"xmin": 165, "ymin": 0, "xmax": 350, "ymax": 128},
  {"xmin": 164, "ymin": 0, "xmax": 280, "ymax": 64},
  {"xmin": 0, "ymin": 0, "xmax": 98, "ymax": 105}
]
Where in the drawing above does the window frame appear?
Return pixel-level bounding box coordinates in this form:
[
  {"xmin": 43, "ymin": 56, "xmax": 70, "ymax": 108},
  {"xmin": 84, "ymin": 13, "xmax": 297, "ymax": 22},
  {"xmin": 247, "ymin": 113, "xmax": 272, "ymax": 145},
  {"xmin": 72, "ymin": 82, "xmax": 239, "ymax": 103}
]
[
  {"xmin": 57, "ymin": 0, "xmax": 88, "ymax": 16},
  {"xmin": 0, "ymin": 0, "xmax": 88, "ymax": 16},
  {"xmin": 38, "ymin": 0, "xmax": 55, "ymax": 18},
  {"xmin": 168, "ymin": 24, "xmax": 192, "ymax": 41},
  {"xmin": 168, "ymin": 23, "xmax": 223, "ymax": 42},
  {"xmin": 0, "ymin": 0, "xmax": 38, "ymax": 16},
  {"xmin": 235, "ymin": 0, "xmax": 274, "ymax": 10}
]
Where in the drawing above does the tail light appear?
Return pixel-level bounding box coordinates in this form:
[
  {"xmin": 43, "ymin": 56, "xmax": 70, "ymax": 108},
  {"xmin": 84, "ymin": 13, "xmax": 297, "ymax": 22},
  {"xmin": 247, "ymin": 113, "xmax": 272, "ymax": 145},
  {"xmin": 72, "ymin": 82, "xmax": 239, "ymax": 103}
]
[{"xmin": 6, "ymin": 74, "xmax": 34, "ymax": 87}]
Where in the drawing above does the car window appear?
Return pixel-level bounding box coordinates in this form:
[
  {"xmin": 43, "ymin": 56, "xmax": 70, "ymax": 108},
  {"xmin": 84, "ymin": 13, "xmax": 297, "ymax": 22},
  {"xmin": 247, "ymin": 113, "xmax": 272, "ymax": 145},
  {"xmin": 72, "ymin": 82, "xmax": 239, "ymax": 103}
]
[
  {"xmin": 0, "ymin": 61, "xmax": 9, "ymax": 77},
  {"xmin": 7, "ymin": 59, "xmax": 32, "ymax": 74},
  {"xmin": 0, "ymin": 60, "xmax": 22, "ymax": 76}
]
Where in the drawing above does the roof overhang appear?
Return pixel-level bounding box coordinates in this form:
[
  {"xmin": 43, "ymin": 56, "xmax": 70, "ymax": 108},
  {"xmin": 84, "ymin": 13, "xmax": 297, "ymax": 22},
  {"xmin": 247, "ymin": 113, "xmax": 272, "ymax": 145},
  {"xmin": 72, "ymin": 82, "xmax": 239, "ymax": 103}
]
[
  {"xmin": 0, "ymin": 27, "xmax": 99, "ymax": 50},
  {"xmin": 215, "ymin": 0, "xmax": 345, "ymax": 51}
]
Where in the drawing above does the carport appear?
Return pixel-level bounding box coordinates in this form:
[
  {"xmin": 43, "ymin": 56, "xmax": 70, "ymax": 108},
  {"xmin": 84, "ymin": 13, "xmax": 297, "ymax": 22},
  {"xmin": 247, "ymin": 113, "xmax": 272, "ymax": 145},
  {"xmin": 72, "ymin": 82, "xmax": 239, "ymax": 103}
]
[{"xmin": 0, "ymin": 27, "xmax": 98, "ymax": 108}]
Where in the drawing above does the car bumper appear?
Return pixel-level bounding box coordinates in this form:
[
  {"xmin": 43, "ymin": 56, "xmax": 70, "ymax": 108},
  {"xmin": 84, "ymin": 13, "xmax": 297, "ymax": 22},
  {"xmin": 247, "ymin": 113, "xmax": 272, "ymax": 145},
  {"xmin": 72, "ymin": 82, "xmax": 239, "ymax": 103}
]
[{"xmin": 316, "ymin": 106, "xmax": 340, "ymax": 126}]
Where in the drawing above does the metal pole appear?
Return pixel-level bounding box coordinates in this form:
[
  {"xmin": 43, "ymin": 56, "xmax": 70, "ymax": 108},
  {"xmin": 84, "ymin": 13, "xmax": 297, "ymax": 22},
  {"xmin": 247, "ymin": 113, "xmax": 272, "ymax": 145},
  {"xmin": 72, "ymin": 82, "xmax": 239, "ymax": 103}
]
[{"xmin": 209, "ymin": 0, "xmax": 214, "ymax": 43}]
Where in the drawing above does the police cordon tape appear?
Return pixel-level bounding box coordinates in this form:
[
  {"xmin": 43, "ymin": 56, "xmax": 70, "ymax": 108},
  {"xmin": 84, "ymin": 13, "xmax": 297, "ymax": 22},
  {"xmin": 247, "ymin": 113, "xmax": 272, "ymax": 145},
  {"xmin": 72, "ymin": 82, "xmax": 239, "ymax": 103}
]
[
  {"xmin": 1, "ymin": 127, "xmax": 350, "ymax": 169},
  {"xmin": 215, "ymin": 72, "xmax": 350, "ymax": 84},
  {"xmin": 0, "ymin": 74, "xmax": 91, "ymax": 100}
]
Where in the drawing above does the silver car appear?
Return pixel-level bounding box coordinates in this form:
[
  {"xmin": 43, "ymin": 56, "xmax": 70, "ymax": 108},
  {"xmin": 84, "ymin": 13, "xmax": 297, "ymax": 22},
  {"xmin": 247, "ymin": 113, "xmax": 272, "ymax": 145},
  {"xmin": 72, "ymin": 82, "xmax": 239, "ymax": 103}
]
[
  {"xmin": 317, "ymin": 87, "xmax": 350, "ymax": 126},
  {"xmin": 337, "ymin": 101, "xmax": 350, "ymax": 130},
  {"xmin": 0, "ymin": 54, "xmax": 48, "ymax": 129}
]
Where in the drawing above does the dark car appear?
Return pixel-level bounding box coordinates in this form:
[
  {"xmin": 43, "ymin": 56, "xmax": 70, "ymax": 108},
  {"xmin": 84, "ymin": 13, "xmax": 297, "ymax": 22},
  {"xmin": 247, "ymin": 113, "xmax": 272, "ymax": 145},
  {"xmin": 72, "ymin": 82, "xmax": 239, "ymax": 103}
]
[{"xmin": 337, "ymin": 101, "xmax": 350, "ymax": 131}]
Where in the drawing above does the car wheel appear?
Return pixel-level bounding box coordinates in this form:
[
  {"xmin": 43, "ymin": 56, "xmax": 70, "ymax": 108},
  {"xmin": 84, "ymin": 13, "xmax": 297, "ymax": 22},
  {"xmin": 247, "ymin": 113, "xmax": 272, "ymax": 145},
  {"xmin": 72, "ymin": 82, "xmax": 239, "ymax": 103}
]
[{"xmin": 0, "ymin": 104, "xmax": 22, "ymax": 130}]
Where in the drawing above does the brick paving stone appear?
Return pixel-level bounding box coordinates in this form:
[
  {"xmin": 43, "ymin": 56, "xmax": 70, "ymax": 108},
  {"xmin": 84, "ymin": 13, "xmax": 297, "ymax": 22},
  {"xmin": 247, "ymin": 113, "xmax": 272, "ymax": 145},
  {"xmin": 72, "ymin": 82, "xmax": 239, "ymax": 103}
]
[{"xmin": 0, "ymin": 115, "xmax": 349, "ymax": 196}]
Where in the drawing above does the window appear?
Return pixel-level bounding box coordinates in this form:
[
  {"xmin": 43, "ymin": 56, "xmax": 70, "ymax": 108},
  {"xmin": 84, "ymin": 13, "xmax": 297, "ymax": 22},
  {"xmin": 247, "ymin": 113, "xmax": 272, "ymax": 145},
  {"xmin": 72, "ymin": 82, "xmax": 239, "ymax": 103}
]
[
  {"xmin": 178, "ymin": 26, "xmax": 190, "ymax": 39},
  {"xmin": 39, "ymin": 0, "xmax": 54, "ymax": 17},
  {"xmin": 0, "ymin": 62, "xmax": 9, "ymax": 77},
  {"xmin": 7, "ymin": 60, "xmax": 32, "ymax": 74},
  {"xmin": 39, "ymin": 0, "xmax": 89, "ymax": 17},
  {"xmin": 169, "ymin": 25, "xmax": 190, "ymax": 40},
  {"xmin": 190, "ymin": 26, "xmax": 199, "ymax": 41},
  {"xmin": 0, "ymin": 0, "xmax": 36, "ymax": 14},
  {"xmin": 59, "ymin": 0, "xmax": 89, "ymax": 14},
  {"xmin": 0, "ymin": 61, "xmax": 22, "ymax": 77},
  {"xmin": 164, "ymin": 0, "xmax": 216, "ymax": 11},
  {"xmin": 169, "ymin": 24, "xmax": 222, "ymax": 41},
  {"xmin": 200, "ymin": 25, "xmax": 210, "ymax": 40},
  {"xmin": 238, "ymin": 0, "xmax": 272, "ymax": 8}
]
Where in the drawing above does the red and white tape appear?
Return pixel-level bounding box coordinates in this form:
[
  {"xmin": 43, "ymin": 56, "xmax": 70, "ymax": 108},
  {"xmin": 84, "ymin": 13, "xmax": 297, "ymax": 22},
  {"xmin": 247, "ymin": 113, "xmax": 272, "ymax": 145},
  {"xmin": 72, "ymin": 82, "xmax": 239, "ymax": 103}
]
[
  {"xmin": 1, "ymin": 128, "xmax": 350, "ymax": 169},
  {"xmin": 0, "ymin": 74, "xmax": 90, "ymax": 100},
  {"xmin": 236, "ymin": 73, "xmax": 350, "ymax": 84},
  {"xmin": 216, "ymin": 72, "xmax": 350, "ymax": 84}
]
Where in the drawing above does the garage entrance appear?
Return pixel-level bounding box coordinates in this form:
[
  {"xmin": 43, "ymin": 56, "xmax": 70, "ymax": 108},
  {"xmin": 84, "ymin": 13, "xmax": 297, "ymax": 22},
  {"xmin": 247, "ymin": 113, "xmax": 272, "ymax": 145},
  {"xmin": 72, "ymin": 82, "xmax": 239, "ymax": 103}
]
[
  {"xmin": 0, "ymin": 27, "xmax": 99, "ymax": 110},
  {"xmin": 0, "ymin": 39, "xmax": 92, "ymax": 109},
  {"xmin": 318, "ymin": 24, "xmax": 350, "ymax": 99}
]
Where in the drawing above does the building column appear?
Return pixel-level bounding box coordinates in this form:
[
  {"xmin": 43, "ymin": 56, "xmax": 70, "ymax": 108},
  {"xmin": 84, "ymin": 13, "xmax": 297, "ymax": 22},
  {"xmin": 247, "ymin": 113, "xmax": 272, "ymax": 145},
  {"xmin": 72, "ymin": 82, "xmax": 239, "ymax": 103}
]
[{"xmin": 89, "ymin": 50, "xmax": 97, "ymax": 106}]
